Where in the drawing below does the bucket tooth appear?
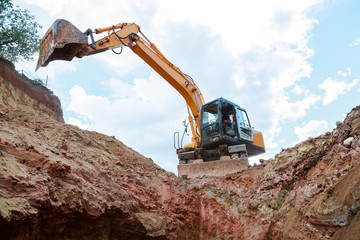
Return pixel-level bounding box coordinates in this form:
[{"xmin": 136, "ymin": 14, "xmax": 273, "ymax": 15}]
[{"xmin": 36, "ymin": 19, "xmax": 88, "ymax": 70}]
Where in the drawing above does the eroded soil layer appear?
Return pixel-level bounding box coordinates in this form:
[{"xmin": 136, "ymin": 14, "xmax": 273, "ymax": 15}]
[{"xmin": 1, "ymin": 58, "xmax": 360, "ymax": 239}]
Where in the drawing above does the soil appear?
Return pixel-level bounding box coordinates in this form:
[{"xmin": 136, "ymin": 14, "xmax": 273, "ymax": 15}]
[{"xmin": 1, "ymin": 57, "xmax": 360, "ymax": 239}]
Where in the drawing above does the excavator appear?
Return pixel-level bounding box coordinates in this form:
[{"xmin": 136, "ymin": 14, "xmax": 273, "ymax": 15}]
[{"xmin": 36, "ymin": 19, "xmax": 265, "ymax": 178}]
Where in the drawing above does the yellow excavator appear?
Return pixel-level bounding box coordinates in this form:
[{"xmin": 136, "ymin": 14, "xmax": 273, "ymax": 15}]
[{"xmin": 36, "ymin": 19, "xmax": 265, "ymax": 177}]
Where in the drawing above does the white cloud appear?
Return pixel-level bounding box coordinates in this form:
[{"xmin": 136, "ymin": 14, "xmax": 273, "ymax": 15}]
[
  {"xmin": 318, "ymin": 77, "xmax": 359, "ymax": 105},
  {"xmin": 231, "ymin": 73, "xmax": 245, "ymax": 88},
  {"xmin": 276, "ymin": 94, "xmax": 321, "ymax": 120},
  {"xmin": 292, "ymin": 85, "xmax": 304, "ymax": 95},
  {"xmin": 338, "ymin": 67, "xmax": 351, "ymax": 77},
  {"xmin": 294, "ymin": 120, "xmax": 328, "ymax": 141},
  {"xmin": 22, "ymin": 0, "xmax": 70, "ymax": 16},
  {"xmin": 155, "ymin": 0, "xmax": 321, "ymax": 57},
  {"xmin": 350, "ymin": 38, "xmax": 360, "ymax": 47},
  {"xmin": 94, "ymin": 51, "xmax": 144, "ymax": 78},
  {"xmin": 68, "ymin": 117, "xmax": 92, "ymax": 130}
]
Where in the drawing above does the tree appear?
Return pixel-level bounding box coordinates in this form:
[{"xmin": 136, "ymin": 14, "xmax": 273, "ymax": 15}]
[{"xmin": 0, "ymin": 0, "xmax": 42, "ymax": 62}]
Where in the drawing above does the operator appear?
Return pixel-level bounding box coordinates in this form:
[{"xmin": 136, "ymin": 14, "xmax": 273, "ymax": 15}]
[{"xmin": 222, "ymin": 114, "xmax": 236, "ymax": 137}]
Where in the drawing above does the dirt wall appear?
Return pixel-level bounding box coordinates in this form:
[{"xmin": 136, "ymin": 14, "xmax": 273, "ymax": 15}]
[
  {"xmin": 0, "ymin": 58, "xmax": 360, "ymax": 239},
  {"xmin": 0, "ymin": 57, "xmax": 63, "ymax": 122}
]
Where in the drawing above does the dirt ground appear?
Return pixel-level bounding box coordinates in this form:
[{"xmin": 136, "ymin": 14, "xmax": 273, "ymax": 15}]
[{"xmin": 1, "ymin": 57, "xmax": 360, "ymax": 239}]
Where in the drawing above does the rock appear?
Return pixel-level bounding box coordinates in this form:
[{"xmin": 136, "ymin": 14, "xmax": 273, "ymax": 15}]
[
  {"xmin": 61, "ymin": 139, "xmax": 68, "ymax": 151},
  {"xmin": 272, "ymin": 176, "xmax": 283, "ymax": 185},
  {"xmin": 333, "ymin": 169, "xmax": 341, "ymax": 178},
  {"xmin": 343, "ymin": 137, "xmax": 354, "ymax": 147},
  {"xmin": 319, "ymin": 162, "xmax": 327, "ymax": 170}
]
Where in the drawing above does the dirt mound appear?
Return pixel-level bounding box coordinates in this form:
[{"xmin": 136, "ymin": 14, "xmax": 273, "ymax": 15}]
[
  {"xmin": 0, "ymin": 58, "xmax": 360, "ymax": 239},
  {"xmin": 178, "ymin": 105, "xmax": 360, "ymax": 239},
  {"xmin": 0, "ymin": 58, "xmax": 181, "ymax": 239}
]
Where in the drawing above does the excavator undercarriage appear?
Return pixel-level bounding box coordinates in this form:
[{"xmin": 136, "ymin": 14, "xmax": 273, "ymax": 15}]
[{"xmin": 177, "ymin": 144, "xmax": 249, "ymax": 178}]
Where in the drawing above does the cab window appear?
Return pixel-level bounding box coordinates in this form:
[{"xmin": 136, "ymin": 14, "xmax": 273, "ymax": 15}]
[
  {"xmin": 201, "ymin": 101, "xmax": 219, "ymax": 139},
  {"xmin": 202, "ymin": 101, "xmax": 218, "ymax": 124},
  {"xmin": 236, "ymin": 107, "xmax": 253, "ymax": 141},
  {"xmin": 239, "ymin": 109, "xmax": 250, "ymax": 128}
]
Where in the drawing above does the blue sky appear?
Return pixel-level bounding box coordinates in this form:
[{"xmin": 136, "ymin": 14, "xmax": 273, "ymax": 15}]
[{"xmin": 13, "ymin": 0, "xmax": 360, "ymax": 174}]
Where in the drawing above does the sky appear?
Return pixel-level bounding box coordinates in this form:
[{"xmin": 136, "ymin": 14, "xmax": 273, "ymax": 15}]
[{"xmin": 12, "ymin": 0, "xmax": 360, "ymax": 174}]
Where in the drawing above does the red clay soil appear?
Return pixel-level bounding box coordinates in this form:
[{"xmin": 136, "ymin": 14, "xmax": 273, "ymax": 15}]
[{"xmin": 1, "ymin": 57, "xmax": 360, "ymax": 239}]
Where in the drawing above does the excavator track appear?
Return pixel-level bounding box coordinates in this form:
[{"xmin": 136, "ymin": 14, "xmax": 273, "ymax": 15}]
[
  {"xmin": 177, "ymin": 144, "xmax": 249, "ymax": 178},
  {"xmin": 178, "ymin": 157, "xmax": 249, "ymax": 178}
]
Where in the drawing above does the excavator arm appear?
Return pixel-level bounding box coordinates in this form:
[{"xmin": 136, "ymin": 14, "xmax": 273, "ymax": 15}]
[
  {"xmin": 131, "ymin": 38, "xmax": 205, "ymax": 147},
  {"xmin": 36, "ymin": 19, "xmax": 204, "ymax": 148}
]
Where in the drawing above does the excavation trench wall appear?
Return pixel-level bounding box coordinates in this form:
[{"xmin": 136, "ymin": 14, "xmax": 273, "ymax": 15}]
[
  {"xmin": 1, "ymin": 57, "xmax": 360, "ymax": 239},
  {"xmin": 0, "ymin": 57, "xmax": 63, "ymax": 122}
]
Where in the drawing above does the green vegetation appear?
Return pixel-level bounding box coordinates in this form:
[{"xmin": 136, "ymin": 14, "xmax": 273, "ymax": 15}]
[
  {"xmin": 33, "ymin": 78, "xmax": 44, "ymax": 86},
  {"xmin": 0, "ymin": 0, "xmax": 42, "ymax": 62}
]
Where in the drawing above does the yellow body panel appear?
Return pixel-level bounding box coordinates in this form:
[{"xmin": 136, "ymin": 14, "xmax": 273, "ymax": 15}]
[
  {"xmin": 184, "ymin": 142, "xmax": 196, "ymax": 149},
  {"xmin": 253, "ymin": 130, "xmax": 265, "ymax": 151}
]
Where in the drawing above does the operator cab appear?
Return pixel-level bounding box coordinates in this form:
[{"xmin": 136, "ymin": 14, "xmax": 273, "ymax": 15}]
[{"xmin": 200, "ymin": 98, "xmax": 254, "ymax": 153}]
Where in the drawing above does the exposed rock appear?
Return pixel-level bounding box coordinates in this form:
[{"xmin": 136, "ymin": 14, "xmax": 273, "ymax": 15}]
[
  {"xmin": 1, "ymin": 57, "xmax": 360, "ymax": 239},
  {"xmin": 343, "ymin": 137, "xmax": 354, "ymax": 147}
]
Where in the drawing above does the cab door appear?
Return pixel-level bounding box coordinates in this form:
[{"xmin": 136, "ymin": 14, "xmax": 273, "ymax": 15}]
[{"xmin": 235, "ymin": 107, "xmax": 254, "ymax": 142}]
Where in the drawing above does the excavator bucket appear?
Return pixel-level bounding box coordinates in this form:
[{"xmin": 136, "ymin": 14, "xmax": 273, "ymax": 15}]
[{"xmin": 36, "ymin": 19, "xmax": 88, "ymax": 71}]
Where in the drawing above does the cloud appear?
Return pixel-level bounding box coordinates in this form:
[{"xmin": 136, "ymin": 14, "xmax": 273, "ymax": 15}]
[
  {"xmin": 22, "ymin": 0, "xmax": 70, "ymax": 16},
  {"xmin": 318, "ymin": 75, "xmax": 359, "ymax": 105},
  {"xmin": 155, "ymin": 0, "xmax": 321, "ymax": 57},
  {"xmin": 292, "ymin": 85, "xmax": 304, "ymax": 95},
  {"xmin": 94, "ymin": 51, "xmax": 145, "ymax": 78},
  {"xmin": 338, "ymin": 67, "xmax": 351, "ymax": 77},
  {"xmin": 350, "ymin": 38, "xmax": 360, "ymax": 47},
  {"xmin": 276, "ymin": 94, "xmax": 321, "ymax": 120},
  {"xmin": 68, "ymin": 117, "xmax": 92, "ymax": 130},
  {"xmin": 294, "ymin": 120, "xmax": 328, "ymax": 141}
]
